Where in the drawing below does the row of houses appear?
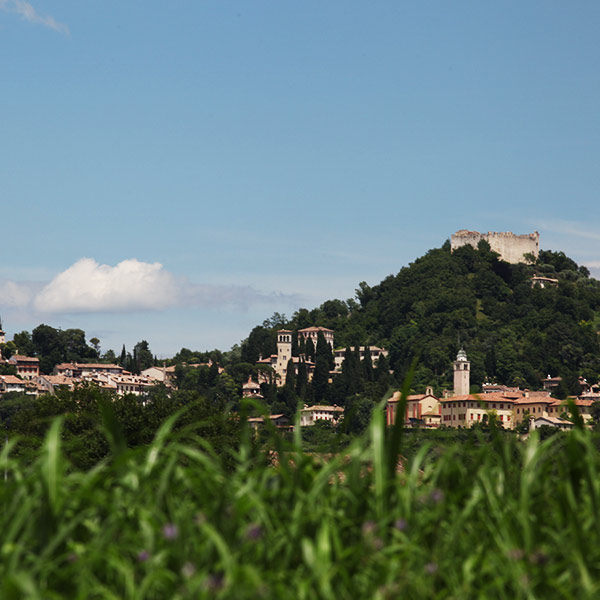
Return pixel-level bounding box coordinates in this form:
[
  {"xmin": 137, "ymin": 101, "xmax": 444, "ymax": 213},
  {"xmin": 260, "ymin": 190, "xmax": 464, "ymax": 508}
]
[{"xmin": 386, "ymin": 350, "xmax": 597, "ymax": 431}]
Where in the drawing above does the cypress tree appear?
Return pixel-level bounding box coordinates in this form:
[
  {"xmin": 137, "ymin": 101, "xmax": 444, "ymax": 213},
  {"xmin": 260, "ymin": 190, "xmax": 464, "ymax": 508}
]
[
  {"xmin": 305, "ymin": 338, "xmax": 315, "ymax": 363},
  {"xmin": 342, "ymin": 346, "xmax": 360, "ymax": 397},
  {"xmin": 312, "ymin": 355, "xmax": 330, "ymax": 404},
  {"xmin": 363, "ymin": 346, "xmax": 374, "ymax": 382},
  {"xmin": 298, "ymin": 337, "xmax": 306, "ymax": 359},
  {"xmin": 285, "ymin": 358, "xmax": 296, "ymax": 391},
  {"xmin": 375, "ymin": 352, "xmax": 391, "ymax": 396},
  {"xmin": 316, "ymin": 331, "xmax": 334, "ymax": 370},
  {"xmin": 296, "ymin": 359, "xmax": 308, "ymax": 400},
  {"xmin": 119, "ymin": 344, "xmax": 126, "ymax": 366}
]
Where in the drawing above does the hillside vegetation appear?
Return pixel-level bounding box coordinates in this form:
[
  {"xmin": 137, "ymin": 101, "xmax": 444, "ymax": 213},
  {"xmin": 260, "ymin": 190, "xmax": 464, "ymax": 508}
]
[{"xmin": 244, "ymin": 242, "xmax": 600, "ymax": 396}]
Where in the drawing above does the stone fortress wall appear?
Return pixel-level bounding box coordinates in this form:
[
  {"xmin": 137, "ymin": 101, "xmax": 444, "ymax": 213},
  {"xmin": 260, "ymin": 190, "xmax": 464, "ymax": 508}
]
[{"xmin": 450, "ymin": 230, "xmax": 539, "ymax": 264}]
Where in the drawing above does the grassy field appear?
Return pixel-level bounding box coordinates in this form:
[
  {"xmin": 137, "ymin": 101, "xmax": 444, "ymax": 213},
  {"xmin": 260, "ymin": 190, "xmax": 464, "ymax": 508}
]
[{"xmin": 1, "ymin": 395, "xmax": 599, "ymax": 599}]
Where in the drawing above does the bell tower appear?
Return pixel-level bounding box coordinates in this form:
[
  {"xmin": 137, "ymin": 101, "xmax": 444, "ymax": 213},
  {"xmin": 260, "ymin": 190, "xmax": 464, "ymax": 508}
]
[
  {"xmin": 276, "ymin": 329, "xmax": 293, "ymax": 385},
  {"xmin": 453, "ymin": 348, "xmax": 470, "ymax": 396}
]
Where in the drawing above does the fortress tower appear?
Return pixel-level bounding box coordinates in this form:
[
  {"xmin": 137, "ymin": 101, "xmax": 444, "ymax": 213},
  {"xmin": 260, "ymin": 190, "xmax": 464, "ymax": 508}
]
[
  {"xmin": 453, "ymin": 348, "xmax": 470, "ymax": 396},
  {"xmin": 451, "ymin": 230, "xmax": 539, "ymax": 264}
]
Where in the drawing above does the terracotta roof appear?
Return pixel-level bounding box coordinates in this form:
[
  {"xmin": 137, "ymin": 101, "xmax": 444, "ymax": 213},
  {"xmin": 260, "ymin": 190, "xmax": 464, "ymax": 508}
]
[
  {"xmin": 440, "ymin": 394, "xmax": 516, "ymax": 405},
  {"xmin": 302, "ymin": 405, "xmax": 344, "ymax": 412},
  {"xmin": 78, "ymin": 363, "xmax": 123, "ymax": 370},
  {"xmin": 0, "ymin": 375, "xmax": 25, "ymax": 384},
  {"xmin": 514, "ymin": 397, "xmax": 554, "ymax": 405},
  {"xmin": 387, "ymin": 391, "xmax": 439, "ymax": 403},
  {"xmin": 297, "ymin": 327, "xmax": 334, "ymax": 333},
  {"xmin": 10, "ymin": 355, "xmax": 39, "ymax": 363},
  {"xmin": 55, "ymin": 362, "xmax": 123, "ymax": 370}
]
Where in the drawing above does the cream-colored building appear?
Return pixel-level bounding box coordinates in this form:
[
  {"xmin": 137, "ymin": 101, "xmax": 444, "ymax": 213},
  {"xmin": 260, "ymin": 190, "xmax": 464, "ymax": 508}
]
[
  {"xmin": 256, "ymin": 328, "xmax": 321, "ymax": 387},
  {"xmin": 242, "ymin": 377, "xmax": 263, "ymax": 399},
  {"xmin": 300, "ymin": 404, "xmax": 344, "ymax": 427},
  {"xmin": 440, "ymin": 394, "xmax": 517, "ymax": 429},
  {"xmin": 9, "ymin": 355, "xmax": 40, "ymax": 379},
  {"xmin": 513, "ymin": 394, "xmax": 554, "ymax": 424},
  {"xmin": 547, "ymin": 398, "xmax": 594, "ymax": 424},
  {"xmin": 333, "ymin": 346, "xmax": 388, "ymax": 371},
  {"xmin": 0, "ymin": 375, "xmax": 26, "ymax": 395},
  {"xmin": 386, "ymin": 387, "xmax": 440, "ymax": 427},
  {"xmin": 297, "ymin": 327, "xmax": 334, "ymax": 350}
]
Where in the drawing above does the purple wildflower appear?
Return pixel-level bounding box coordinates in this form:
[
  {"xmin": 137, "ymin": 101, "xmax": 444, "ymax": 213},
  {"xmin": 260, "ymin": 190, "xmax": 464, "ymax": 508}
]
[
  {"xmin": 529, "ymin": 550, "xmax": 549, "ymax": 566},
  {"xmin": 137, "ymin": 550, "xmax": 150, "ymax": 562},
  {"xmin": 361, "ymin": 520, "xmax": 377, "ymax": 536},
  {"xmin": 425, "ymin": 562, "xmax": 438, "ymax": 575},
  {"xmin": 429, "ymin": 488, "xmax": 444, "ymax": 504},
  {"xmin": 205, "ymin": 573, "xmax": 225, "ymax": 592},
  {"xmin": 394, "ymin": 518, "xmax": 407, "ymax": 532},
  {"xmin": 162, "ymin": 523, "xmax": 179, "ymax": 540},
  {"xmin": 245, "ymin": 523, "xmax": 263, "ymax": 541}
]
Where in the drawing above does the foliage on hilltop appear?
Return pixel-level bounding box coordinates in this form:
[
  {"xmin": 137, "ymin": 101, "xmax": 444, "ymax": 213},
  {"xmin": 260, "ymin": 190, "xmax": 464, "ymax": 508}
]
[{"xmin": 243, "ymin": 242, "xmax": 600, "ymax": 396}]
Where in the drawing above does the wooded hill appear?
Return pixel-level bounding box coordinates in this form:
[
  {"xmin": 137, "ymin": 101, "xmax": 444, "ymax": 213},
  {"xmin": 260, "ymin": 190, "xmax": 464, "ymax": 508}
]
[{"xmin": 242, "ymin": 241, "xmax": 600, "ymax": 396}]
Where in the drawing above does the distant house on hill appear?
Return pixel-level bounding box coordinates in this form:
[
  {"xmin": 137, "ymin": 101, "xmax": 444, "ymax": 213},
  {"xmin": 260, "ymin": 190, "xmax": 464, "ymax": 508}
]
[
  {"xmin": 247, "ymin": 414, "xmax": 290, "ymax": 431},
  {"xmin": 530, "ymin": 416, "xmax": 574, "ymax": 431},
  {"xmin": 297, "ymin": 327, "xmax": 334, "ymax": 349},
  {"xmin": 0, "ymin": 375, "xmax": 26, "ymax": 395},
  {"xmin": 242, "ymin": 377, "xmax": 263, "ymax": 399},
  {"xmin": 531, "ymin": 275, "xmax": 559, "ymax": 289},
  {"xmin": 54, "ymin": 362, "xmax": 124, "ymax": 378},
  {"xmin": 300, "ymin": 405, "xmax": 344, "ymax": 427},
  {"xmin": 8, "ymin": 355, "xmax": 39, "ymax": 379}
]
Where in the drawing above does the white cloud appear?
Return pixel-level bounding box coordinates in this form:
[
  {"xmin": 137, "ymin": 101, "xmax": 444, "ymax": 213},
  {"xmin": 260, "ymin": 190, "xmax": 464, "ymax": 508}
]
[
  {"xmin": 34, "ymin": 258, "xmax": 181, "ymax": 313},
  {"xmin": 0, "ymin": 280, "xmax": 35, "ymax": 307},
  {"xmin": 0, "ymin": 258, "xmax": 301, "ymax": 315},
  {"xmin": 0, "ymin": 0, "xmax": 69, "ymax": 34}
]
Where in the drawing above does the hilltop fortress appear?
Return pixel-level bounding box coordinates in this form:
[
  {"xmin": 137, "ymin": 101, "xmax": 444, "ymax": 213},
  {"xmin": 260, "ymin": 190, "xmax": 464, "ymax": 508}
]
[{"xmin": 451, "ymin": 230, "xmax": 539, "ymax": 264}]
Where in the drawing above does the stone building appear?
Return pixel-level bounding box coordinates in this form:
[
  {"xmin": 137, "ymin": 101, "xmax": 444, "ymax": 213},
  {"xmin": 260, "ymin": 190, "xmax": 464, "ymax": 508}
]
[{"xmin": 451, "ymin": 230, "xmax": 539, "ymax": 264}]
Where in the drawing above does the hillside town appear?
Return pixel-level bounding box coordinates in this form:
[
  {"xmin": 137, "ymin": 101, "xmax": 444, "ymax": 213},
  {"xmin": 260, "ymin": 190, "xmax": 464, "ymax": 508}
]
[
  {"xmin": 1, "ymin": 231, "xmax": 598, "ymax": 434},
  {"xmin": 1, "ymin": 312, "xmax": 597, "ymax": 433}
]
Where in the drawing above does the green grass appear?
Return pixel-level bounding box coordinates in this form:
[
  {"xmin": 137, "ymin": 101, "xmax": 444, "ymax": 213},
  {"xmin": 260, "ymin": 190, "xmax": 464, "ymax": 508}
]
[{"xmin": 1, "ymin": 397, "xmax": 600, "ymax": 599}]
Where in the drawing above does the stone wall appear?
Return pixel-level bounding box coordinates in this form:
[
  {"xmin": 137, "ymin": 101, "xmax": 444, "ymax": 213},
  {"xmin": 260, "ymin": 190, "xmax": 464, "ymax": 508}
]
[{"xmin": 451, "ymin": 230, "xmax": 539, "ymax": 264}]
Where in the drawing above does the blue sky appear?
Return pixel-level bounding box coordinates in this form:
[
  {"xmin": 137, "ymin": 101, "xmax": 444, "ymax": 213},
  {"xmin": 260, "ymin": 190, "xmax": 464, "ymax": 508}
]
[{"xmin": 1, "ymin": 1, "xmax": 599, "ymax": 357}]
